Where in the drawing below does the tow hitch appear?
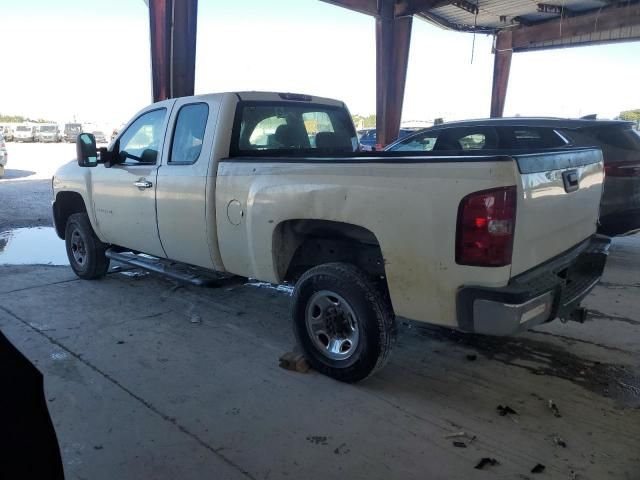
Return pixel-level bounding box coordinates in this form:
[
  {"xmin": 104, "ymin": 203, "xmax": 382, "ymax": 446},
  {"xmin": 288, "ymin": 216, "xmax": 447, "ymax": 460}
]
[{"xmin": 561, "ymin": 307, "xmax": 588, "ymax": 324}]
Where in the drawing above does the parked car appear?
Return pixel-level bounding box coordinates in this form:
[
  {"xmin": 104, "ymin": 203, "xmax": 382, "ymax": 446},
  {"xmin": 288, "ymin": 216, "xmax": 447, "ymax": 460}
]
[
  {"xmin": 358, "ymin": 127, "xmax": 416, "ymax": 151},
  {"xmin": 53, "ymin": 92, "xmax": 608, "ymax": 383},
  {"xmin": 92, "ymin": 131, "xmax": 108, "ymax": 144},
  {"xmin": 36, "ymin": 124, "xmax": 61, "ymax": 143},
  {"xmin": 386, "ymin": 118, "xmax": 640, "ymax": 236},
  {"xmin": 0, "ymin": 133, "xmax": 7, "ymax": 177},
  {"xmin": 2, "ymin": 126, "xmax": 14, "ymax": 142},
  {"xmin": 14, "ymin": 124, "xmax": 36, "ymax": 142},
  {"xmin": 63, "ymin": 123, "xmax": 83, "ymax": 143}
]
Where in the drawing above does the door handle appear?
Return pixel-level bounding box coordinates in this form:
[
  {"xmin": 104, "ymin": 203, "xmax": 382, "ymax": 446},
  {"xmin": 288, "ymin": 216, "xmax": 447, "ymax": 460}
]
[
  {"xmin": 562, "ymin": 169, "xmax": 579, "ymax": 193},
  {"xmin": 133, "ymin": 179, "xmax": 153, "ymax": 189}
]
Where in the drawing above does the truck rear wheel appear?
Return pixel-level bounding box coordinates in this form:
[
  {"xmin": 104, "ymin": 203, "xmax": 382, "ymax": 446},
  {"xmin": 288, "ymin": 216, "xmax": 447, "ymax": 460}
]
[
  {"xmin": 291, "ymin": 263, "xmax": 395, "ymax": 383},
  {"xmin": 64, "ymin": 213, "xmax": 110, "ymax": 279}
]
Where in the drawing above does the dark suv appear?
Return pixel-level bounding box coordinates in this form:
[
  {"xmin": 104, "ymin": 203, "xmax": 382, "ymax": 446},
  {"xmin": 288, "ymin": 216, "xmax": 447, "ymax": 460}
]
[{"xmin": 386, "ymin": 118, "xmax": 640, "ymax": 237}]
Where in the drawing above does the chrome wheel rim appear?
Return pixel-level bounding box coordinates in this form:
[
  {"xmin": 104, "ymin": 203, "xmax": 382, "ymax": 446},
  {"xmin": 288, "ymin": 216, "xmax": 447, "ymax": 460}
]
[
  {"xmin": 70, "ymin": 228, "xmax": 87, "ymax": 266},
  {"xmin": 305, "ymin": 290, "xmax": 359, "ymax": 361}
]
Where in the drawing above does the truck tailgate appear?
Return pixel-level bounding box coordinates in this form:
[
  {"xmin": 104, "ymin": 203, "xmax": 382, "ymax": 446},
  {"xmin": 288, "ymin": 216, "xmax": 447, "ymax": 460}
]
[{"xmin": 510, "ymin": 148, "xmax": 604, "ymax": 276}]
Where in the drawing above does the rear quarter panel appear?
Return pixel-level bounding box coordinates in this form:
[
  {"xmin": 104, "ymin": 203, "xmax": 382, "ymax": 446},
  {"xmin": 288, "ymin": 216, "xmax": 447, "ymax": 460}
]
[{"xmin": 216, "ymin": 158, "xmax": 517, "ymax": 327}]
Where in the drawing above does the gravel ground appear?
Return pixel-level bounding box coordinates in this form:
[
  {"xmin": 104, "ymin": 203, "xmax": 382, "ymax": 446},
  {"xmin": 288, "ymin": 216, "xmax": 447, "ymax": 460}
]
[{"xmin": 0, "ymin": 143, "xmax": 77, "ymax": 231}]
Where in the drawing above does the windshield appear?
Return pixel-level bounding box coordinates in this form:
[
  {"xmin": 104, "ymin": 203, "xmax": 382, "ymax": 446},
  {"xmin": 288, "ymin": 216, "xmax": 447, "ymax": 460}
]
[
  {"xmin": 17, "ymin": 126, "xmax": 30, "ymax": 132},
  {"xmin": 40, "ymin": 126, "xmax": 57, "ymax": 132},
  {"xmin": 232, "ymin": 102, "xmax": 357, "ymax": 155},
  {"xmin": 65, "ymin": 124, "xmax": 82, "ymax": 132}
]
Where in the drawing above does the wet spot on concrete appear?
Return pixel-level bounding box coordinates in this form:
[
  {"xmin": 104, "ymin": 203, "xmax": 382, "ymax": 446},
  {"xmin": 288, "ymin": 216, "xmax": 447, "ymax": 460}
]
[
  {"xmin": 587, "ymin": 309, "xmax": 640, "ymax": 326},
  {"xmin": 0, "ymin": 227, "xmax": 67, "ymax": 265},
  {"xmin": 413, "ymin": 324, "xmax": 640, "ymax": 407}
]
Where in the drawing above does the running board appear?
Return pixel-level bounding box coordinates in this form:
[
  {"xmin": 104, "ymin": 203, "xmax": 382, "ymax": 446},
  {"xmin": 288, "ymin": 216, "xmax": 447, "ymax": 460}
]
[{"xmin": 105, "ymin": 250, "xmax": 230, "ymax": 287}]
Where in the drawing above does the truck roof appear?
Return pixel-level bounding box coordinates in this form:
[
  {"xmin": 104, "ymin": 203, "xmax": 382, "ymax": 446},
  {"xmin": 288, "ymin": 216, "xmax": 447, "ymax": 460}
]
[{"xmin": 154, "ymin": 91, "xmax": 346, "ymax": 108}]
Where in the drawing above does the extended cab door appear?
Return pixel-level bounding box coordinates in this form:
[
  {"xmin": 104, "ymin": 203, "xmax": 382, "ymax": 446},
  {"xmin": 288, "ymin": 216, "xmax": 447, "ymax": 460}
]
[
  {"xmin": 92, "ymin": 106, "xmax": 171, "ymax": 257},
  {"xmin": 155, "ymin": 98, "xmax": 220, "ymax": 269}
]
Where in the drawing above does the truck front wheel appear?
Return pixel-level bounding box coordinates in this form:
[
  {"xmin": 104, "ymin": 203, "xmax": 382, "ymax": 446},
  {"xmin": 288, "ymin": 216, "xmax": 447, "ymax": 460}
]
[
  {"xmin": 64, "ymin": 213, "xmax": 110, "ymax": 279},
  {"xmin": 291, "ymin": 263, "xmax": 395, "ymax": 383}
]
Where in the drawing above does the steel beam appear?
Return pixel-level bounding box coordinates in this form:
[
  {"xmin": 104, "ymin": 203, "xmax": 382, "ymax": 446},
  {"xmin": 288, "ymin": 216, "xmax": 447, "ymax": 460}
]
[
  {"xmin": 376, "ymin": 0, "xmax": 413, "ymax": 147},
  {"xmin": 490, "ymin": 30, "xmax": 512, "ymax": 118},
  {"xmin": 149, "ymin": 0, "xmax": 198, "ymax": 102},
  {"xmin": 511, "ymin": 3, "xmax": 640, "ymax": 50}
]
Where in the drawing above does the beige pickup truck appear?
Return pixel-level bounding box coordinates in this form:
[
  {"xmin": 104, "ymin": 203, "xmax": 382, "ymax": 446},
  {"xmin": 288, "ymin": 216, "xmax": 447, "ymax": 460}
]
[{"xmin": 52, "ymin": 91, "xmax": 610, "ymax": 382}]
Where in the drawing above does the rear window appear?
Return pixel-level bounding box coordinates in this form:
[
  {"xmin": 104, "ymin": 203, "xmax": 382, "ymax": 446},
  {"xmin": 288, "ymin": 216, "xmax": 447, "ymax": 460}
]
[
  {"xmin": 231, "ymin": 102, "xmax": 357, "ymax": 156},
  {"xmin": 499, "ymin": 127, "xmax": 567, "ymax": 149},
  {"xmin": 589, "ymin": 126, "xmax": 640, "ymax": 151}
]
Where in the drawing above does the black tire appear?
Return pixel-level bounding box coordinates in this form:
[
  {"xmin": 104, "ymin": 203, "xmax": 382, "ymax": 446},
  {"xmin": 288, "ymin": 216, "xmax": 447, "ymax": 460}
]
[
  {"xmin": 64, "ymin": 213, "xmax": 110, "ymax": 279},
  {"xmin": 291, "ymin": 262, "xmax": 395, "ymax": 383}
]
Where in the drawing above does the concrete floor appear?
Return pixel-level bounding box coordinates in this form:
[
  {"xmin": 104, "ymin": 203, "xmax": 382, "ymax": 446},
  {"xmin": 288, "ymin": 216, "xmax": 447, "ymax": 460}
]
[{"xmin": 1, "ymin": 144, "xmax": 639, "ymax": 479}]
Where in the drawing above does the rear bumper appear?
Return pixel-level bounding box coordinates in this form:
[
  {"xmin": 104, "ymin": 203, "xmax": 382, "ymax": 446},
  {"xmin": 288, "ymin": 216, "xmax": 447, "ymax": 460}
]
[{"xmin": 457, "ymin": 235, "xmax": 611, "ymax": 335}]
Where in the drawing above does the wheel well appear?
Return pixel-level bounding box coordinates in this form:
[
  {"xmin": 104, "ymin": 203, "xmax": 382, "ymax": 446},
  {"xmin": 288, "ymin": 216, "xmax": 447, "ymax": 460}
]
[
  {"xmin": 53, "ymin": 192, "xmax": 87, "ymax": 239},
  {"xmin": 274, "ymin": 219, "xmax": 387, "ymax": 284}
]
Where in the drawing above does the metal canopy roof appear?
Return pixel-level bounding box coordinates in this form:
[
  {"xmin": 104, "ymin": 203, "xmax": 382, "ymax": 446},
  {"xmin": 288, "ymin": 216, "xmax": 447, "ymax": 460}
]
[
  {"xmin": 322, "ymin": 0, "xmax": 640, "ymax": 50},
  {"xmin": 144, "ymin": 0, "xmax": 638, "ymax": 147}
]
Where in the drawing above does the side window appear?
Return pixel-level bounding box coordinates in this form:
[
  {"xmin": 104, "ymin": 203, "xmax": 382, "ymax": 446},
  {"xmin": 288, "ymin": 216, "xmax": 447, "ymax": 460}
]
[
  {"xmin": 501, "ymin": 127, "xmax": 568, "ymax": 149},
  {"xmin": 389, "ymin": 132, "xmax": 438, "ymax": 151},
  {"xmin": 458, "ymin": 133, "xmax": 486, "ymax": 150},
  {"xmin": 118, "ymin": 108, "xmax": 166, "ymax": 165},
  {"xmin": 169, "ymin": 103, "xmax": 209, "ymax": 164},
  {"xmin": 435, "ymin": 128, "xmax": 497, "ymax": 151}
]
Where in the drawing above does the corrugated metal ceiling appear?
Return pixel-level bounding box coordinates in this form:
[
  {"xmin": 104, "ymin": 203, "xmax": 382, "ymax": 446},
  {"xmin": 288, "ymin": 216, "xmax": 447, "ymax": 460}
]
[{"xmin": 425, "ymin": 0, "xmax": 622, "ymax": 31}]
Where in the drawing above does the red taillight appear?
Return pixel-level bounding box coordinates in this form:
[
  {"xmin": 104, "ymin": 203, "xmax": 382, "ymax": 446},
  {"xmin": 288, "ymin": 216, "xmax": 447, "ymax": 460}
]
[
  {"xmin": 604, "ymin": 161, "xmax": 640, "ymax": 177},
  {"xmin": 456, "ymin": 186, "xmax": 517, "ymax": 267}
]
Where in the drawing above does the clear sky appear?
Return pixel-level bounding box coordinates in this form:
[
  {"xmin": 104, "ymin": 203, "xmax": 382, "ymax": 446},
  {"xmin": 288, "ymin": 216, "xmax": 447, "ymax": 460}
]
[{"xmin": 1, "ymin": 0, "xmax": 639, "ymax": 127}]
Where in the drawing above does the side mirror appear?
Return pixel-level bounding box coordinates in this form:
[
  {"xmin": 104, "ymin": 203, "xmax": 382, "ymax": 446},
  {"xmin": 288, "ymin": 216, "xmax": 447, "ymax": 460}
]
[{"xmin": 76, "ymin": 133, "xmax": 98, "ymax": 167}]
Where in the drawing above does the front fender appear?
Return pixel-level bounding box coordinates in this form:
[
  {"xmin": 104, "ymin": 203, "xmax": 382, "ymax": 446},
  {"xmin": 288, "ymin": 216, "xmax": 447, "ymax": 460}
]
[{"xmin": 52, "ymin": 161, "xmax": 102, "ymax": 240}]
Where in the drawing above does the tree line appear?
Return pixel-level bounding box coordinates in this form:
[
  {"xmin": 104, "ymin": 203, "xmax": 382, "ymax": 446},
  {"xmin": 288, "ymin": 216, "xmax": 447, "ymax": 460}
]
[{"xmin": 0, "ymin": 114, "xmax": 57, "ymax": 124}]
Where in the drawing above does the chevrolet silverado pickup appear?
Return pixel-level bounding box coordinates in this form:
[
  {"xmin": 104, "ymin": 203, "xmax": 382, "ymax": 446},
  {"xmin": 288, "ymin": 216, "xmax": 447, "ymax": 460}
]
[{"xmin": 52, "ymin": 91, "xmax": 610, "ymax": 382}]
